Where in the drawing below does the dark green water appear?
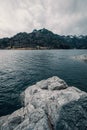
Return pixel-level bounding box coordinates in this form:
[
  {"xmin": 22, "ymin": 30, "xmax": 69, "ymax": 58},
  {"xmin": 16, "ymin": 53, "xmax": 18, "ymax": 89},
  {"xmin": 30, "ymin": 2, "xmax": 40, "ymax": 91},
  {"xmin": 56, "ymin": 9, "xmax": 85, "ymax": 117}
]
[{"xmin": 0, "ymin": 50, "xmax": 87, "ymax": 116}]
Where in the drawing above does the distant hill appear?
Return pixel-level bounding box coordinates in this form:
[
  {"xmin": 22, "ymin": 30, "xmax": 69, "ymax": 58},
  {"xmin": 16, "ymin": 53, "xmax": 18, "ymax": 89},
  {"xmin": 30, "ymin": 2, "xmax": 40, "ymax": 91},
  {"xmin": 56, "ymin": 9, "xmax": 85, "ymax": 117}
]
[{"xmin": 0, "ymin": 28, "xmax": 87, "ymax": 49}]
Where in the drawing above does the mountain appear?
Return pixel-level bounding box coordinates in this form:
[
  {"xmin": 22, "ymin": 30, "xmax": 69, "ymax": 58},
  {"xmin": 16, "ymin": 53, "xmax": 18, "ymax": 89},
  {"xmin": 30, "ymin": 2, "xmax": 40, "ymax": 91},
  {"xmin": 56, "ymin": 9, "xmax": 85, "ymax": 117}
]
[{"xmin": 0, "ymin": 28, "xmax": 87, "ymax": 49}]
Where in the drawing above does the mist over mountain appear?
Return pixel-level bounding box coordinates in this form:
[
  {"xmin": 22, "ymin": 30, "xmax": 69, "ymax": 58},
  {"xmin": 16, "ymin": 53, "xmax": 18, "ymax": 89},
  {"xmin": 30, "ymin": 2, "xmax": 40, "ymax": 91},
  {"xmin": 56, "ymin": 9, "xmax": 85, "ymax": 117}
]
[{"xmin": 0, "ymin": 28, "xmax": 87, "ymax": 49}]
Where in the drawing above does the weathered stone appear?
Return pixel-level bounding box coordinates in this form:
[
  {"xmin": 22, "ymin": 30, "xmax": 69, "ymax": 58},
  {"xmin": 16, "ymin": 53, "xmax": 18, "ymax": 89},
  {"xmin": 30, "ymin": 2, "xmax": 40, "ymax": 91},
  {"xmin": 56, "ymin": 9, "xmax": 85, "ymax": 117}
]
[
  {"xmin": 56, "ymin": 96, "xmax": 87, "ymax": 130},
  {"xmin": 0, "ymin": 76, "xmax": 87, "ymax": 130}
]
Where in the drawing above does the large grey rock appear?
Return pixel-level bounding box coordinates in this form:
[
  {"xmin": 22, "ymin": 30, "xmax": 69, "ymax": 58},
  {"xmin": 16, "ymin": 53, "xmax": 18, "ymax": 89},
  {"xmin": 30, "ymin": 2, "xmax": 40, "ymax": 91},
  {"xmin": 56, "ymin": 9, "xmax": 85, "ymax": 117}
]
[
  {"xmin": 0, "ymin": 76, "xmax": 87, "ymax": 130},
  {"xmin": 56, "ymin": 96, "xmax": 87, "ymax": 130}
]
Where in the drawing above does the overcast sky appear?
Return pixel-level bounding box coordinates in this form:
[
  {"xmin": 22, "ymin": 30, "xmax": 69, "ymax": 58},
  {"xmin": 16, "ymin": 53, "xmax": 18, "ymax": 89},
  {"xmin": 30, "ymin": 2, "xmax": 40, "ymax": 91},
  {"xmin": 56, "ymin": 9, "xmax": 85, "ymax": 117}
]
[{"xmin": 0, "ymin": 0, "xmax": 87, "ymax": 38}]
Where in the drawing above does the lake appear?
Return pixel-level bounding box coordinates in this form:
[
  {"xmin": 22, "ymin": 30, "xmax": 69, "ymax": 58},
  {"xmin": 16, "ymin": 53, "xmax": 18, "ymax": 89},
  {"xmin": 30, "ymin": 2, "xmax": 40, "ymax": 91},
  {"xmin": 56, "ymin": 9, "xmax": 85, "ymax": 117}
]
[{"xmin": 0, "ymin": 50, "xmax": 87, "ymax": 116}]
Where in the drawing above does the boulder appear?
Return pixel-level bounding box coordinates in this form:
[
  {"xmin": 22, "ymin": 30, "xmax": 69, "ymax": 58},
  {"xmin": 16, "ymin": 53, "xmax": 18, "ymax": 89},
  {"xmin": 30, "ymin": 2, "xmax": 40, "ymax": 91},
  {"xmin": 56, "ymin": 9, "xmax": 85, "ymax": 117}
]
[{"xmin": 0, "ymin": 76, "xmax": 87, "ymax": 130}]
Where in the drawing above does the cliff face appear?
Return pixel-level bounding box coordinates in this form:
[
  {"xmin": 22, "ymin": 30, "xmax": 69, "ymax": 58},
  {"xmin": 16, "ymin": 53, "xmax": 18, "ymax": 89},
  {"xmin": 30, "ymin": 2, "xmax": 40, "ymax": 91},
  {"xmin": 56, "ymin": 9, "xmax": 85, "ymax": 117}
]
[{"xmin": 0, "ymin": 76, "xmax": 87, "ymax": 130}]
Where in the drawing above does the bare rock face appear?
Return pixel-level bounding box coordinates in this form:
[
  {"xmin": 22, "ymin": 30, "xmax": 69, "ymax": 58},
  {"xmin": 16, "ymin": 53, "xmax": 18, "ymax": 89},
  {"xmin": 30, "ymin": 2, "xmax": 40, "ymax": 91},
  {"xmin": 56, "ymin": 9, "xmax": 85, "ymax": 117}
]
[{"xmin": 0, "ymin": 76, "xmax": 87, "ymax": 130}]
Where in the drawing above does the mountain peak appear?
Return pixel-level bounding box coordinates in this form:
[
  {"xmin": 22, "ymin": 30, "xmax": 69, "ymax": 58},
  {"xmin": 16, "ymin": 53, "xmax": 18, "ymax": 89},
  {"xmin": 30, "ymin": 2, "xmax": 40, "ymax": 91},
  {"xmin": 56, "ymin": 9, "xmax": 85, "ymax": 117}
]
[
  {"xmin": 39, "ymin": 28, "xmax": 53, "ymax": 34},
  {"xmin": 32, "ymin": 28, "xmax": 53, "ymax": 35}
]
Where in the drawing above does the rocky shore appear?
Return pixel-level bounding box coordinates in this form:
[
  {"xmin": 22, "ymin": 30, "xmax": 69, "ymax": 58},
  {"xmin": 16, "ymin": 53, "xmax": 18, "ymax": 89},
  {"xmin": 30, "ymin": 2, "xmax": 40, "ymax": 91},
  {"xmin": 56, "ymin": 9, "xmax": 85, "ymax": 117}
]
[{"xmin": 0, "ymin": 76, "xmax": 87, "ymax": 130}]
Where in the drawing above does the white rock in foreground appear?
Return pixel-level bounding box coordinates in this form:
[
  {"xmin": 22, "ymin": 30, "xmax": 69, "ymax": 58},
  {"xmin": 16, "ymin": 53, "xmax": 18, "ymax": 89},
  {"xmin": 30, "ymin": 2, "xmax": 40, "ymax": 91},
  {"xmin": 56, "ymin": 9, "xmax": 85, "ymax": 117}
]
[
  {"xmin": 73, "ymin": 54, "xmax": 87, "ymax": 61},
  {"xmin": 0, "ymin": 76, "xmax": 87, "ymax": 130}
]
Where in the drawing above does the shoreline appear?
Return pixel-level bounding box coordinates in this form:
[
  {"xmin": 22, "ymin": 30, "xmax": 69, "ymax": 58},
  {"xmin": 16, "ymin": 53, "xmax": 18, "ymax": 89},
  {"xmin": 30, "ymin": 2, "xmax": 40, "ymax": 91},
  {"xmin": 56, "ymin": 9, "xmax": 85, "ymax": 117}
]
[{"xmin": 0, "ymin": 48, "xmax": 83, "ymax": 50}]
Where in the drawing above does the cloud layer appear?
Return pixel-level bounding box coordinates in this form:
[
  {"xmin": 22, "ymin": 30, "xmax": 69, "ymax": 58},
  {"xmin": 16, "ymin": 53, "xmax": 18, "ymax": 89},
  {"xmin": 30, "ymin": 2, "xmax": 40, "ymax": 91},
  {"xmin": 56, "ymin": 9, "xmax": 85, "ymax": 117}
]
[{"xmin": 0, "ymin": 0, "xmax": 87, "ymax": 38}]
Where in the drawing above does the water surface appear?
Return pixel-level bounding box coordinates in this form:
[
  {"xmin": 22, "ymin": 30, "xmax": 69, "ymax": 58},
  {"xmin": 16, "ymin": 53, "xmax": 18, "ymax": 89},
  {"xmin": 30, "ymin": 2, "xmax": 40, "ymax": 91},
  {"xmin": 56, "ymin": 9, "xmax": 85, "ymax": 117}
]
[{"xmin": 0, "ymin": 50, "xmax": 87, "ymax": 116}]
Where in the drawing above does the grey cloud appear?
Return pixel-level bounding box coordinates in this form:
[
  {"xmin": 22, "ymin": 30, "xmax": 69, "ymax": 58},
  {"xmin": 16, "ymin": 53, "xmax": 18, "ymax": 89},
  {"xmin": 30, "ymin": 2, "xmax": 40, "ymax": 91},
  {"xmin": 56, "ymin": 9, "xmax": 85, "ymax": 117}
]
[{"xmin": 0, "ymin": 0, "xmax": 87, "ymax": 38}]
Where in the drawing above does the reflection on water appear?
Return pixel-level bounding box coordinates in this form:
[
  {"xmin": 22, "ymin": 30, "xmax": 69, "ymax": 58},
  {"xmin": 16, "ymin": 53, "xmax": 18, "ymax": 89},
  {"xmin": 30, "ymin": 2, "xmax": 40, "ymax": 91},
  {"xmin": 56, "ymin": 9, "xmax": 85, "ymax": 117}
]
[{"xmin": 0, "ymin": 50, "xmax": 87, "ymax": 116}]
